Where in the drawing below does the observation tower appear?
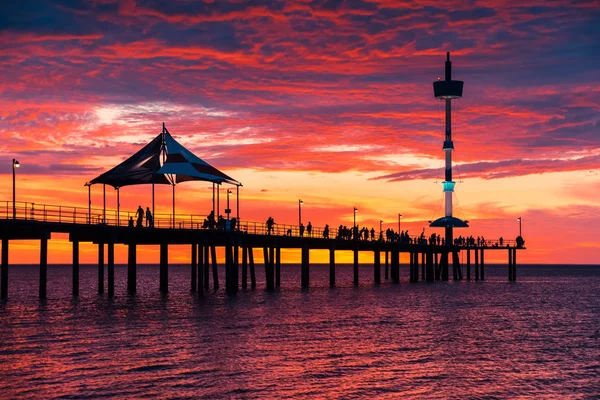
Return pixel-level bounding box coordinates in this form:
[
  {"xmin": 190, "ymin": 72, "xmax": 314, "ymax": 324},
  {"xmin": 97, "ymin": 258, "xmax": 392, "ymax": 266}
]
[{"xmin": 429, "ymin": 52, "xmax": 469, "ymax": 279}]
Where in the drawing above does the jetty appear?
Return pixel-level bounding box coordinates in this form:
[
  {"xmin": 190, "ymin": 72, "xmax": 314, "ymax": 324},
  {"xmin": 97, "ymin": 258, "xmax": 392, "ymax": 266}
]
[{"xmin": 0, "ymin": 53, "xmax": 525, "ymax": 300}]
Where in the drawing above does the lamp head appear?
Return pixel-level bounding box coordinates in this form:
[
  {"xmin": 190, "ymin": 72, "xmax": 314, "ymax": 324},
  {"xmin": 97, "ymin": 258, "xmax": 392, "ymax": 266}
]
[
  {"xmin": 517, "ymin": 217, "xmax": 521, "ymax": 222},
  {"xmin": 399, "ymin": 214, "xmax": 403, "ymax": 218},
  {"xmin": 299, "ymin": 199, "xmax": 303, "ymax": 204},
  {"xmin": 13, "ymin": 159, "xmax": 20, "ymax": 168},
  {"xmin": 354, "ymin": 207, "xmax": 358, "ymax": 212}
]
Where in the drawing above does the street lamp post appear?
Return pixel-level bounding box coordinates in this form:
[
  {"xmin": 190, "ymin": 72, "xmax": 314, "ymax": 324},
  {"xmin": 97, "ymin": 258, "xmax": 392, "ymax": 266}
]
[
  {"xmin": 353, "ymin": 207, "xmax": 358, "ymax": 228},
  {"xmin": 517, "ymin": 217, "xmax": 522, "ymax": 237},
  {"xmin": 299, "ymin": 199, "xmax": 303, "ymax": 228},
  {"xmin": 380, "ymin": 220, "xmax": 383, "ymax": 237},
  {"xmin": 398, "ymin": 213, "xmax": 402, "ymax": 232},
  {"xmin": 226, "ymin": 189, "xmax": 232, "ymax": 220},
  {"xmin": 12, "ymin": 159, "xmax": 19, "ymax": 219}
]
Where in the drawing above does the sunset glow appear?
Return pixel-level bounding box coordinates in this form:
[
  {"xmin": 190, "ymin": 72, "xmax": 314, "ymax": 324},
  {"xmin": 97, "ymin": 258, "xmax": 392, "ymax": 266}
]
[{"xmin": 1, "ymin": 1, "xmax": 599, "ymax": 264}]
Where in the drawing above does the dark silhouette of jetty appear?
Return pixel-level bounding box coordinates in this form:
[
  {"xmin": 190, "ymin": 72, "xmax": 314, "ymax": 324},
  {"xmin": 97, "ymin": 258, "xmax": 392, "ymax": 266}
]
[{"xmin": 0, "ymin": 54, "xmax": 524, "ymax": 300}]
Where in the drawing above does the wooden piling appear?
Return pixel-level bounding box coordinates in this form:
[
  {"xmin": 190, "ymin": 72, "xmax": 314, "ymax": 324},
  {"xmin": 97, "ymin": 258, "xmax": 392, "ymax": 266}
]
[
  {"xmin": 466, "ymin": 249, "xmax": 471, "ymax": 281},
  {"xmin": 301, "ymin": 245, "xmax": 309, "ymax": 288},
  {"xmin": 480, "ymin": 249, "xmax": 485, "ymax": 280},
  {"xmin": 248, "ymin": 246, "xmax": 256, "ymax": 289},
  {"xmin": 275, "ymin": 247, "xmax": 281, "ymax": 287},
  {"xmin": 160, "ymin": 242, "xmax": 168, "ymax": 293},
  {"xmin": 98, "ymin": 243, "xmax": 104, "ymax": 294},
  {"xmin": 225, "ymin": 242, "xmax": 232, "ymax": 292},
  {"xmin": 233, "ymin": 243, "xmax": 239, "ymax": 292},
  {"xmin": 107, "ymin": 242, "xmax": 114, "ymax": 297},
  {"xmin": 191, "ymin": 243, "xmax": 197, "ymax": 292},
  {"xmin": 211, "ymin": 245, "xmax": 219, "ymax": 289},
  {"xmin": 353, "ymin": 248, "xmax": 359, "ymax": 286},
  {"xmin": 384, "ymin": 251, "xmax": 389, "ymax": 280},
  {"xmin": 426, "ymin": 250, "xmax": 434, "ymax": 282},
  {"xmin": 329, "ymin": 247, "xmax": 335, "ymax": 287},
  {"xmin": 203, "ymin": 245, "xmax": 209, "ymax": 291},
  {"xmin": 39, "ymin": 237, "xmax": 48, "ymax": 299},
  {"xmin": 127, "ymin": 243, "xmax": 136, "ymax": 294},
  {"xmin": 72, "ymin": 240, "xmax": 79, "ymax": 297},
  {"xmin": 197, "ymin": 244, "xmax": 203, "ymax": 296},
  {"xmin": 242, "ymin": 246, "xmax": 248, "ymax": 289},
  {"xmin": 1, "ymin": 238, "xmax": 7, "ymax": 299},
  {"xmin": 512, "ymin": 248, "xmax": 517, "ymax": 281},
  {"xmin": 391, "ymin": 250, "xmax": 399, "ymax": 284},
  {"xmin": 374, "ymin": 249, "xmax": 381, "ymax": 284},
  {"xmin": 508, "ymin": 247, "xmax": 513, "ymax": 281},
  {"xmin": 475, "ymin": 247, "xmax": 480, "ymax": 281}
]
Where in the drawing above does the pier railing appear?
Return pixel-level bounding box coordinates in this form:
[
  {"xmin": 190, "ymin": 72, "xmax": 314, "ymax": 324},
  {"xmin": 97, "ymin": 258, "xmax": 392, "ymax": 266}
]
[{"xmin": 0, "ymin": 201, "xmax": 520, "ymax": 247}]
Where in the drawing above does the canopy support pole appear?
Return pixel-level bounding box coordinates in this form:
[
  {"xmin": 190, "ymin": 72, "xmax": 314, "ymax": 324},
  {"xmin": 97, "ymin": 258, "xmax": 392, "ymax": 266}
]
[
  {"xmin": 217, "ymin": 184, "xmax": 220, "ymax": 218},
  {"xmin": 103, "ymin": 184, "xmax": 106, "ymax": 224},
  {"xmin": 212, "ymin": 183, "xmax": 215, "ymax": 219},
  {"xmin": 152, "ymin": 183, "xmax": 155, "ymax": 225},
  {"xmin": 236, "ymin": 184, "xmax": 240, "ymax": 231},
  {"xmin": 172, "ymin": 184, "xmax": 176, "ymax": 229},
  {"xmin": 117, "ymin": 188, "xmax": 120, "ymax": 226}
]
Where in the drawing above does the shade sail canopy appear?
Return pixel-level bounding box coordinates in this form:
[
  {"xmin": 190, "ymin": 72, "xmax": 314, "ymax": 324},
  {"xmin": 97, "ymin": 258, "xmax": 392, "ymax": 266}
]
[
  {"xmin": 429, "ymin": 216, "xmax": 469, "ymax": 228},
  {"xmin": 89, "ymin": 133, "xmax": 171, "ymax": 188},
  {"xmin": 89, "ymin": 124, "xmax": 239, "ymax": 188},
  {"xmin": 157, "ymin": 132, "xmax": 239, "ymax": 185}
]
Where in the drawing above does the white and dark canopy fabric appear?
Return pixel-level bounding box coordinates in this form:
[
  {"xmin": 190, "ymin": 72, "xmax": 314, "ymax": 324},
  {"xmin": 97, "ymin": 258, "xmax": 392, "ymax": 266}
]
[
  {"xmin": 89, "ymin": 125, "xmax": 239, "ymax": 188},
  {"xmin": 157, "ymin": 132, "xmax": 239, "ymax": 185}
]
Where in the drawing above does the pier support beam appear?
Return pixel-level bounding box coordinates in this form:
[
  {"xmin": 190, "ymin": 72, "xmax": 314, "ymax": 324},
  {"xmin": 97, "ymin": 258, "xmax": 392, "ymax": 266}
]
[
  {"xmin": 480, "ymin": 249, "xmax": 485, "ymax": 280},
  {"xmin": 98, "ymin": 243, "xmax": 104, "ymax": 294},
  {"xmin": 203, "ymin": 245, "xmax": 209, "ymax": 291},
  {"xmin": 39, "ymin": 237, "xmax": 48, "ymax": 299},
  {"xmin": 441, "ymin": 250, "xmax": 449, "ymax": 281},
  {"xmin": 385, "ymin": 251, "xmax": 389, "ymax": 280},
  {"xmin": 391, "ymin": 250, "xmax": 399, "ymax": 284},
  {"xmin": 374, "ymin": 249, "xmax": 381, "ymax": 284},
  {"xmin": 466, "ymin": 249, "xmax": 471, "ymax": 281},
  {"xmin": 211, "ymin": 245, "xmax": 219, "ymax": 290},
  {"xmin": 242, "ymin": 246, "xmax": 248, "ymax": 289},
  {"xmin": 426, "ymin": 250, "xmax": 434, "ymax": 282},
  {"xmin": 353, "ymin": 248, "xmax": 359, "ymax": 286},
  {"xmin": 107, "ymin": 242, "xmax": 114, "ymax": 297},
  {"xmin": 329, "ymin": 247, "xmax": 335, "ymax": 287},
  {"xmin": 128, "ymin": 243, "xmax": 136, "ymax": 294},
  {"xmin": 233, "ymin": 243, "xmax": 239, "ymax": 292},
  {"xmin": 72, "ymin": 241, "xmax": 79, "ymax": 297},
  {"xmin": 475, "ymin": 248, "xmax": 480, "ymax": 280},
  {"xmin": 249, "ymin": 247, "xmax": 256, "ymax": 289},
  {"xmin": 1, "ymin": 238, "xmax": 7, "ymax": 299},
  {"xmin": 160, "ymin": 242, "xmax": 168, "ymax": 293},
  {"xmin": 197, "ymin": 244, "xmax": 203, "ymax": 296},
  {"xmin": 191, "ymin": 243, "xmax": 197, "ymax": 292},
  {"xmin": 512, "ymin": 248, "xmax": 517, "ymax": 281},
  {"xmin": 275, "ymin": 247, "xmax": 281, "ymax": 287},
  {"xmin": 453, "ymin": 251, "xmax": 462, "ymax": 281},
  {"xmin": 301, "ymin": 246, "xmax": 309, "ymax": 288}
]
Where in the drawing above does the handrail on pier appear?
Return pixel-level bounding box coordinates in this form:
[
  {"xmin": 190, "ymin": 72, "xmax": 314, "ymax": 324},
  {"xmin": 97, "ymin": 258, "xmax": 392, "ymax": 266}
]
[{"xmin": 0, "ymin": 200, "xmax": 523, "ymax": 247}]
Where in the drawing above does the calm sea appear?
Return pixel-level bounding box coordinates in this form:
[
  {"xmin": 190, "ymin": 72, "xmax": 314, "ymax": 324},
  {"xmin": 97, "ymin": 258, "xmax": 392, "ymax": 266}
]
[{"xmin": 1, "ymin": 264, "xmax": 599, "ymax": 399}]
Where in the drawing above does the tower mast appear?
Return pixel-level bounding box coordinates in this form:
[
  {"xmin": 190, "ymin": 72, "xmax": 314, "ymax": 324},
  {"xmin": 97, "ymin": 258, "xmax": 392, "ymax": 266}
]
[{"xmin": 430, "ymin": 52, "xmax": 468, "ymax": 249}]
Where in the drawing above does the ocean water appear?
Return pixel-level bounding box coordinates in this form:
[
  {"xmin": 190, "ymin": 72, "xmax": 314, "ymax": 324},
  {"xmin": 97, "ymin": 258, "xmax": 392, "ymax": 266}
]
[{"xmin": 0, "ymin": 264, "xmax": 599, "ymax": 399}]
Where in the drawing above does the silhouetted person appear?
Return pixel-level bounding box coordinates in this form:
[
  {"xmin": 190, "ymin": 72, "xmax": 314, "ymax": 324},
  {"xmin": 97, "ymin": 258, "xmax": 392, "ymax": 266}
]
[
  {"xmin": 323, "ymin": 224, "xmax": 329, "ymax": 239},
  {"xmin": 287, "ymin": 228, "xmax": 292, "ymax": 236},
  {"xmin": 370, "ymin": 228, "xmax": 375, "ymax": 241},
  {"xmin": 499, "ymin": 236, "xmax": 504, "ymax": 246},
  {"xmin": 136, "ymin": 205, "xmax": 144, "ymax": 227},
  {"xmin": 128, "ymin": 216, "xmax": 134, "ymax": 228},
  {"xmin": 299, "ymin": 222, "xmax": 305, "ymax": 237},
  {"xmin": 145, "ymin": 207, "xmax": 153, "ymax": 228},
  {"xmin": 307, "ymin": 222, "xmax": 312, "ymax": 237},
  {"xmin": 266, "ymin": 217, "xmax": 275, "ymax": 235}
]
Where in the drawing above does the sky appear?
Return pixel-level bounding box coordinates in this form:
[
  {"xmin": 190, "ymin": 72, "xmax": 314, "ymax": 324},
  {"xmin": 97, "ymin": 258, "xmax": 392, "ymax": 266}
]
[{"xmin": 1, "ymin": 0, "xmax": 599, "ymax": 265}]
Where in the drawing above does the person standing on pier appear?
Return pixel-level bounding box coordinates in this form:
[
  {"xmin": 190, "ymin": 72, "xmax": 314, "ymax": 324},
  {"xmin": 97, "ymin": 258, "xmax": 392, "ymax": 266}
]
[
  {"xmin": 307, "ymin": 222, "xmax": 312, "ymax": 237},
  {"xmin": 299, "ymin": 222, "xmax": 305, "ymax": 237},
  {"xmin": 136, "ymin": 205, "xmax": 144, "ymax": 227},
  {"xmin": 266, "ymin": 217, "xmax": 275, "ymax": 235},
  {"xmin": 145, "ymin": 207, "xmax": 153, "ymax": 228}
]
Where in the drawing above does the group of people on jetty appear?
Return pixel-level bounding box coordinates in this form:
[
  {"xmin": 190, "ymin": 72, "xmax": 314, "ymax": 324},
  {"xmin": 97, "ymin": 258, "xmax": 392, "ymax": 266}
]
[
  {"xmin": 128, "ymin": 206, "xmax": 153, "ymax": 228},
  {"xmin": 127, "ymin": 208, "xmax": 524, "ymax": 248}
]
